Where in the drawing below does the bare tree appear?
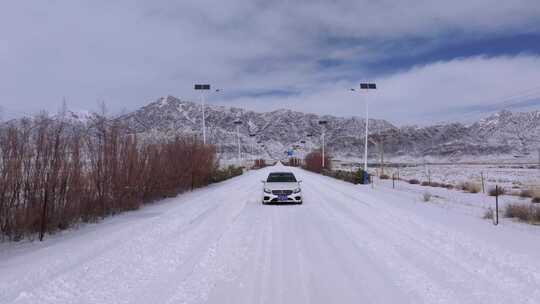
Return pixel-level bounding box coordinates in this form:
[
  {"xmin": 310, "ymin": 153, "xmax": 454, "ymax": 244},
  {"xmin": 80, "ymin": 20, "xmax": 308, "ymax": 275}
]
[{"xmin": 0, "ymin": 113, "xmax": 219, "ymax": 241}]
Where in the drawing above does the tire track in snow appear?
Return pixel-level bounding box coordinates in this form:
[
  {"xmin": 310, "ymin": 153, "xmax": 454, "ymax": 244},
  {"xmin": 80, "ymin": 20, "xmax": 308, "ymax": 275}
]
[
  {"xmin": 4, "ymin": 174, "xmax": 257, "ymax": 304},
  {"xmin": 316, "ymin": 174, "xmax": 540, "ymax": 302},
  {"xmin": 298, "ymin": 168, "xmax": 540, "ymax": 303},
  {"xmin": 162, "ymin": 194, "xmax": 264, "ymax": 304}
]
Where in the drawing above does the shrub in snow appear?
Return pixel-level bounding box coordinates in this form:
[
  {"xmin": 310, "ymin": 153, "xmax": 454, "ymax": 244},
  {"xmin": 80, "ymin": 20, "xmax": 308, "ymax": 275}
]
[
  {"xmin": 355, "ymin": 169, "xmax": 369, "ymax": 184},
  {"xmin": 286, "ymin": 157, "xmax": 302, "ymax": 167},
  {"xmin": 321, "ymin": 169, "xmax": 360, "ymax": 184},
  {"xmin": 303, "ymin": 150, "xmax": 332, "ymax": 173},
  {"xmin": 408, "ymin": 179, "xmax": 420, "ymax": 185},
  {"xmin": 0, "ymin": 117, "xmax": 219, "ymax": 241},
  {"xmin": 488, "ymin": 186, "xmax": 505, "ymax": 197},
  {"xmin": 521, "ymin": 188, "xmax": 540, "ymax": 203},
  {"xmin": 458, "ymin": 182, "xmax": 481, "ymax": 193},
  {"xmin": 380, "ymin": 174, "xmax": 390, "ymax": 180},
  {"xmin": 519, "ymin": 189, "xmax": 532, "ymax": 198},
  {"xmin": 483, "ymin": 208, "xmax": 494, "ymax": 220},
  {"xmin": 504, "ymin": 204, "xmax": 529, "ymax": 220},
  {"xmin": 504, "ymin": 203, "xmax": 540, "ymax": 222},
  {"xmin": 253, "ymin": 159, "xmax": 267, "ymax": 169},
  {"xmin": 422, "ymin": 192, "xmax": 432, "ymax": 202},
  {"xmin": 211, "ymin": 165, "xmax": 243, "ymax": 183},
  {"xmin": 421, "ymin": 181, "xmax": 430, "ymax": 186}
]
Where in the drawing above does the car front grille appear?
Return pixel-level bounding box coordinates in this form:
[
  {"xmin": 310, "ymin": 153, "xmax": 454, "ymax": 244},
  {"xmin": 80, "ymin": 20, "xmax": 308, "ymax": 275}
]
[{"xmin": 272, "ymin": 190, "xmax": 293, "ymax": 195}]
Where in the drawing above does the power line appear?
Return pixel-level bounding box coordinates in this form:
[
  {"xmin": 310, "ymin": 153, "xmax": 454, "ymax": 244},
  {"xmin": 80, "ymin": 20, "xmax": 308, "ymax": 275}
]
[
  {"xmin": 470, "ymin": 85, "xmax": 540, "ymax": 112},
  {"xmin": 448, "ymin": 85, "xmax": 540, "ymax": 122}
]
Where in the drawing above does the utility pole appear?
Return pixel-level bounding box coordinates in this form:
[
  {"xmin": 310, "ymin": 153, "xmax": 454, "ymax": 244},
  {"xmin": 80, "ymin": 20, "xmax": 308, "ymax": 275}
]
[
  {"xmin": 318, "ymin": 120, "xmax": 328, "ymax": 168},
  {"xmin": 380, "ymin": 137, "xmax": 384, "ymax": 176},
  {"xmin": 234, "ymin": 120, "xmax": 243, "ymax": 166},
  {"xmin": 538, "ymin": 148, "xmax": 540, "ymax": 170},
  {"xmin": 249, "ymin": 133, "xmax": 256, "ymax": 166},
  {"xmin": 300, "ymin": 140, "xmax": 306, "ymax": 165},
  {"xmin": 257, "ymin": 140, "xmax": 262, "ymax": 160},
  {"xmin": 306, "ymin": 133, "xmax": 313, "ymax": 153}
]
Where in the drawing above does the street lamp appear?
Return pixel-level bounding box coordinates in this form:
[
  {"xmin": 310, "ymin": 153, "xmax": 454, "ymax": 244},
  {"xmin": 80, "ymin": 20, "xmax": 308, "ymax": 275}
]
[
  {"xmin": 194, "ymin": 84, "xmax": 211, "ymax": 144},
  {"xmin": 234, "ymin": 119, "xmax": 243, "ymax": 166},
  {"xmin": 249, "ymin": 133, "xmax": 256, "ymax": 165},
  {"xmin": 256, "ymin": 140, "xmax": 263, "ymax": 160},
  {"xmin": 318, "ymin": 120, "xmax": 328, "ymax": 168},
  {"xmin": 299, "ymin": 140, "xmax": 306, "ymax": 165},
  {"xmin": 352, "ymin": 83, "xmax": 377, "ymax": 173}
]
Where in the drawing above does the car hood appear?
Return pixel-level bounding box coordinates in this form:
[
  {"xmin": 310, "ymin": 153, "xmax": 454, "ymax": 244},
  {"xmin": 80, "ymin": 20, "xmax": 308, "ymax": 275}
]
[{"xmin": 264, "ymin": 182, "xmax": 300, "ymax": 190}]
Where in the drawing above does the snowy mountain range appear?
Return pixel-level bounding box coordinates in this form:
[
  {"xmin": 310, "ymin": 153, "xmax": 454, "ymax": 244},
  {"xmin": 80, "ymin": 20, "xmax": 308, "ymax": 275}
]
[{"xmin": 113, "ymin": 96, "xmax": 540, "ymax": 163}]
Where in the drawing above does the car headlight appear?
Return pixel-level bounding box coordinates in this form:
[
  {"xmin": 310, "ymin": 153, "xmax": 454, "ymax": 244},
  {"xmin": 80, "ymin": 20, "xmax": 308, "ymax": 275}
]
[
  {"xmin": 293, "ymin": 188, "xmax": 301, "ymax": 193},
  {"xmin": 264, "ymin": 188, "xmax": 271, "ymax": 194}
]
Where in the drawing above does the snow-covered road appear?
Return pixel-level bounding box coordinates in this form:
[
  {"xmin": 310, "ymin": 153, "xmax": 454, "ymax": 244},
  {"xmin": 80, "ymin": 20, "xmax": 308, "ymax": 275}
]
[{"xmin": 2, "ymin": 165, "xmax": 540, "ymax": 304}]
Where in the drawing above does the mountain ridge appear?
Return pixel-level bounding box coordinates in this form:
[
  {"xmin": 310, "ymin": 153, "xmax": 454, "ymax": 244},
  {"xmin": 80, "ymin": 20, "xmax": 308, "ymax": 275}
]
[
  {"xmin": 114, "ymin": 96, "xmax": 540, "ymax": 163},
  {"xmin": 4, "ymin": 95, "xmax": 537, "ymax": 163}
]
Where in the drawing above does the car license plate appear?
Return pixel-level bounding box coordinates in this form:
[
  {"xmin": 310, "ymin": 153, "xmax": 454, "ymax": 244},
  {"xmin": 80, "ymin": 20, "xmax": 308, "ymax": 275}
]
[{"xmin": 278, "ymin": 195, "xmax": 288, "ymax": 201}]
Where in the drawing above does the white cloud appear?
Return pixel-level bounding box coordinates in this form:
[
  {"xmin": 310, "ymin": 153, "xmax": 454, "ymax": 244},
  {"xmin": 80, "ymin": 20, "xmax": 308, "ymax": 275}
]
[
  {"xmin": 220, "ymin": 55, "xmax": 540, "ymax": 125},
  {"xmin": 0, "ymin": 1, "xmax": 539, "ymax": 122},
  {"xmin": 374, "ymin": 55, "xmax": 540, "ymax": 123}
]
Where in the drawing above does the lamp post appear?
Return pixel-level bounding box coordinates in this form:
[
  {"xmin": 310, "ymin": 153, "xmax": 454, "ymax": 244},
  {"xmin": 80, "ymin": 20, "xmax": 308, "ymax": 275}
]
[
  {"xmin": 318, "ymin": 120, "xmax": 328, "ymax": 168},
  {"xmin": 194, "ymin": 84, "xmax": 211, "ymax": 144},
  {"xmin": 257, "ymin": 140, "xmax": 262, "ymax": 159},
  {"xmin": 260, "ymin": 143, "xmax": 265, "ymax": 161},
  {"xmin": 352, "ymin": 83, "xmax": 377, "ymax": 173},
  {"xmin": 300, "ymin": 140, "xmax": 306, "ymax": 163},
  {"xmin": 260, "ymin": 142, "xmax": 266, "ymax": 162},
  {"xmin": 234, "ymin": 119, "xmax": 243, "ymax": 166},
  {"xmin": 249, "ymin": 133, "xmax": 256, "ymax": 165}
]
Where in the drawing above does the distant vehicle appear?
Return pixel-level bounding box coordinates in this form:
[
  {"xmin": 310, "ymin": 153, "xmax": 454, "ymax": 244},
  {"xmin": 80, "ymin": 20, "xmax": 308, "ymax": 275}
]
[{"xmin": 262, "ymin": 171, "xmax": 302, "ymax": 204}]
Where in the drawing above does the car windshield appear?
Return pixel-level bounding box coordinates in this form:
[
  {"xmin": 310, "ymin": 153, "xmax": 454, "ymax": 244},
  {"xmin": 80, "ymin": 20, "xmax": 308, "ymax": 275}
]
[{"xmin": 266, "ymin": 172, "xmax": 297, "ymax": 183}]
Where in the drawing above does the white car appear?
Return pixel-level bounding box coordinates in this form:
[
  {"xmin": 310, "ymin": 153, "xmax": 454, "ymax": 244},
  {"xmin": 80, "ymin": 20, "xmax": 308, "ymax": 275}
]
[{"xmin": 262, "ymin": 171, "xmax": 302, "ymax": 204}]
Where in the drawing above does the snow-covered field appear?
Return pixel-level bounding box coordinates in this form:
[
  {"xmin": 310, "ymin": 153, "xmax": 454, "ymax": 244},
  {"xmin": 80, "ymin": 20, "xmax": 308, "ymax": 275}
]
[
  {"xmin": 395, "ymin": 163, "xmax": 540, "ymax": 190},
  {"xmin": 1, "ymin": 165, "xmax": 540, "ymax": 304},
  {"xmin": 335, "ymin": 160, "xmax": 540, "ymax": 191},
  {"xmin": 372, "ymin": 176, "xmax": 535, "ymax": 221}
]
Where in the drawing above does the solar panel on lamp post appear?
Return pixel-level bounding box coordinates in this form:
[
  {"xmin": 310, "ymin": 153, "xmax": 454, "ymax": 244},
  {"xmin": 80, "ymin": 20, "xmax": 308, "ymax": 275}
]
[
  {"xmin": 352, "ymin": 83, "xmax": 377, "ymax": 174},
  {"xmin": 194, "ymin": 84, "xmax": 211, "ymax": 144},
  {"xmin": 234, "ymin": 120, "xmax": 243, "ymax": 166},
  {"xmin": 318, "ymin": 120, "xmax": 328, "ymax": 169}
]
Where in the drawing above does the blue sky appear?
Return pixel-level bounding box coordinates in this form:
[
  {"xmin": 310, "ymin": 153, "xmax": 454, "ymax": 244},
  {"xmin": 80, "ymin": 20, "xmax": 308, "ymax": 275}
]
[{"xmin": 1, "ymin": 0, "xmax": 540, "ymax": 125}]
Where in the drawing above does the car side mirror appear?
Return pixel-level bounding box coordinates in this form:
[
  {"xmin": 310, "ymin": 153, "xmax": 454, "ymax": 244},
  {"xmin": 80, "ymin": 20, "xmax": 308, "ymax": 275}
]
[
  {"xmin": 298, "ymin": 180, "xmax": 303, "ymax": 183},
  {"xmin": 261, "ymin": 180, "xmax": 266, "ymax": 183}
]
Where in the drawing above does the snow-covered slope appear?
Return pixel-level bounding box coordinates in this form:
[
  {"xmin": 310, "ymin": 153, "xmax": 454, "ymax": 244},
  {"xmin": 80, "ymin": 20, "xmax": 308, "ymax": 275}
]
[
  {"xmin": 6, "ymin": 96, "xmax": 538, "ymax": 162},
  {"xmin": 2, "ymin": 165, "xmax": 540, "ymax": 304},
  {"xmin": 115, "ymin": 96, "xmax": 540, "ymax": 162},
  {"xmin": 116, "ymin": 96, "xmax": 395, "ymax": 160}
]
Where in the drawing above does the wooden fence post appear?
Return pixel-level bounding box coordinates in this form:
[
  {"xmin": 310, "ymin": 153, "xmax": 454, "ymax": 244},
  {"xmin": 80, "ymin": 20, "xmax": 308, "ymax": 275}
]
[
  {"xmin": 494, "ymin": 185, "xmax": 499, "ymax": 226},
  {"xmin": 481, "ymin": 172, "xmax": 485, "ymax": 194}
]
